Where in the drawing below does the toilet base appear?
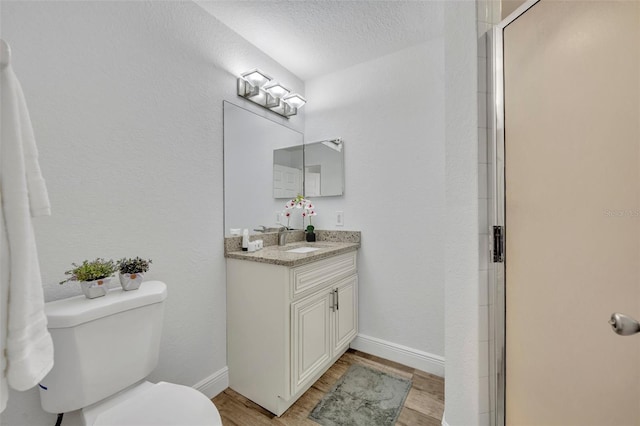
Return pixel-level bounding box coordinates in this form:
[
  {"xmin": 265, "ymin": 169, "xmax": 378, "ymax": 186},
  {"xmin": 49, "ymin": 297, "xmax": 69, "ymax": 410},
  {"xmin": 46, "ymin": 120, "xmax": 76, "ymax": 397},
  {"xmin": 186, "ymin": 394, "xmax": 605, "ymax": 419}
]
[
  {"xmin": 82, "ymin": 381, "xmax": 154, "ymax": 425},
  {"xmin": 81, "ymin": 381, "xmax": 222, "ymax": 426}
]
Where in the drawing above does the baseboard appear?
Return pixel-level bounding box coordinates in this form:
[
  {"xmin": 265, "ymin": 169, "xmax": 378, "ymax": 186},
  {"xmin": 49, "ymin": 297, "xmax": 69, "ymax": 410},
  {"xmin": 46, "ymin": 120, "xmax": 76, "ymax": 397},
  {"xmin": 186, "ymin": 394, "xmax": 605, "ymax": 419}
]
[
  {"xmin": 193, "ymin": 366, "xmax": 229, "ymax": 399},
  {"xmin": 350, "ymin": 334, "xmax": 445, "ymax": 377}
]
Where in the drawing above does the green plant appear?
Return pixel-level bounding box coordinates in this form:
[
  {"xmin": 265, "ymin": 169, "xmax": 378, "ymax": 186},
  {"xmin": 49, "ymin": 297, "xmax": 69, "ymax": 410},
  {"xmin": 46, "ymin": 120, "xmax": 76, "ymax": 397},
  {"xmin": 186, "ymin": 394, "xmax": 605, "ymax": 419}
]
[
  {"xmin": 117, "ymin": 257, "xmax": 152, "ymax": 274},
  {"xmin": 59, "ymin": 258, "xmax": 117, "ymax": 284}
]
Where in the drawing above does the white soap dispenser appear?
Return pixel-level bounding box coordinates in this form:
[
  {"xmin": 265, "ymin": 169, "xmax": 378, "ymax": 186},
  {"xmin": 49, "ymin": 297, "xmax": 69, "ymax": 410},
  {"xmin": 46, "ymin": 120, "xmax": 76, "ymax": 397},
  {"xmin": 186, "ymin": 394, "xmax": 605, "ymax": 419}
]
[{"xmin": 242, "ymin": 229, "xmax": 249, "ymax": 251}]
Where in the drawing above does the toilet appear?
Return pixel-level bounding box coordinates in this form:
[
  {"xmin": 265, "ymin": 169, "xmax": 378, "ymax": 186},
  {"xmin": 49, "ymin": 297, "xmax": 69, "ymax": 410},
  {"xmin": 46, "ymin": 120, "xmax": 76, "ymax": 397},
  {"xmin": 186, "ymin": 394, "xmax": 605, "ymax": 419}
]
[{"xmin": 38, "ymin": 281, "xmax": 222, "ymax": 426}]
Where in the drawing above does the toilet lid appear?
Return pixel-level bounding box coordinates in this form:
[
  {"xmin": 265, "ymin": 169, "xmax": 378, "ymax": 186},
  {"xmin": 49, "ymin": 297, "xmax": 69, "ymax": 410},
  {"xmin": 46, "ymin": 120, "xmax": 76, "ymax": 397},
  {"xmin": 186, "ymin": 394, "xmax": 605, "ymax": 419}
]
[{"xmin": 92, "ymin": 382, "xmax": 222, "ymax": 426}]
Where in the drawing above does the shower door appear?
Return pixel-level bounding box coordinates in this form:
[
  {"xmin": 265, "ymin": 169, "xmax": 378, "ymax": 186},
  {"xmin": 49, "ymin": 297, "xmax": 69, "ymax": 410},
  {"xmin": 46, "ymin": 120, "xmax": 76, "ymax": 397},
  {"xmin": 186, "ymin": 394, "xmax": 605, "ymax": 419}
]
[{"xmin": 500, "ymin": 0, "xmax": 640, "ymax": 424}]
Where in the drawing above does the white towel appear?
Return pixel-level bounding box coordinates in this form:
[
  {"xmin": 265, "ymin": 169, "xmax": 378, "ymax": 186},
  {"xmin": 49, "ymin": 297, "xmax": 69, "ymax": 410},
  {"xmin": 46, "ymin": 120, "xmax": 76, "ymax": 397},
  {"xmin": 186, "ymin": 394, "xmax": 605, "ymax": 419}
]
[{"xmin": 0, "ymin": 60, "xmax": 54, "ymax": 413}]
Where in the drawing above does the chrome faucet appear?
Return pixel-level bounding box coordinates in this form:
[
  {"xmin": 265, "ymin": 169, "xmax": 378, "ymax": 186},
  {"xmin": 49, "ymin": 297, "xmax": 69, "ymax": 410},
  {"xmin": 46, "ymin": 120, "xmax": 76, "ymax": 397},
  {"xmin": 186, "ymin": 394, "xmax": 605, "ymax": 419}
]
[{"xmin": 277, "ymin": 225, "xmax": 289, "ymax": 246}]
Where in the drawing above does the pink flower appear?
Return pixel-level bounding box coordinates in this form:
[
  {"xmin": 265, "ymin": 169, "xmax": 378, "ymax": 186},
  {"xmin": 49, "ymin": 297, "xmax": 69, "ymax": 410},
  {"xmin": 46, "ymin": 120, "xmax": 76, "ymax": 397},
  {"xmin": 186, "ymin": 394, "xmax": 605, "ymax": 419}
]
[{"xmin": 283, "ymin": 196, "xmax": 319, "ymax": 229}]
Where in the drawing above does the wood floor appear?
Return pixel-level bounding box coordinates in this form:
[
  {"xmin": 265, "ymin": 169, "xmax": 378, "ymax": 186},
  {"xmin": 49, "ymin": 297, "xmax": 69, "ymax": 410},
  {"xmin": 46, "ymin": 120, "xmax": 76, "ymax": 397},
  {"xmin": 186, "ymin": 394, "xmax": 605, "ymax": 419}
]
[{"xmin": 212, "ymin": 349, "xmax": 444, "ymax": 426}]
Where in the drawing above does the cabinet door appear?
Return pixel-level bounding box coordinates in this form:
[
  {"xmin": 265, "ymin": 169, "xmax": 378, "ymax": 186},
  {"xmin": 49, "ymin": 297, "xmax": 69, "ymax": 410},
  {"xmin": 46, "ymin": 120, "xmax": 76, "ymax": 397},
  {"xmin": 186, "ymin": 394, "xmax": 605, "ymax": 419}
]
[
  {"xmin": 291, "ymin": 290, "xmax": 333, "ymax": 395},
  {"xmin": 333, "ymin": 275, "xmax": 358, "ymax": 354}
]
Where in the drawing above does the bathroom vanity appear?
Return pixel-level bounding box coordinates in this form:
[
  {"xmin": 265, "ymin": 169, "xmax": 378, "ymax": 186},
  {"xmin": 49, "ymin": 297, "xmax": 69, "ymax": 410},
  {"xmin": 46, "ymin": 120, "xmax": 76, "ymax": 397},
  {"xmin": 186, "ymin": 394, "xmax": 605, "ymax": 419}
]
[{"xmin": 225, "ymin": 231, "xmax": 360, "ymax": 416}]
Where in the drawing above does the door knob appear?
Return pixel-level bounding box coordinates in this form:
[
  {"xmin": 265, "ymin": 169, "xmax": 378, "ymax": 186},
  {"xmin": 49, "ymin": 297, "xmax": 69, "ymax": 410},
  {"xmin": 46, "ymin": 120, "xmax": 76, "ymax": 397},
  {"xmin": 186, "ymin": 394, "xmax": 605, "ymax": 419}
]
[{"xmin": 609, "ymin": 313, "xmax": 640, "ymax": 336}]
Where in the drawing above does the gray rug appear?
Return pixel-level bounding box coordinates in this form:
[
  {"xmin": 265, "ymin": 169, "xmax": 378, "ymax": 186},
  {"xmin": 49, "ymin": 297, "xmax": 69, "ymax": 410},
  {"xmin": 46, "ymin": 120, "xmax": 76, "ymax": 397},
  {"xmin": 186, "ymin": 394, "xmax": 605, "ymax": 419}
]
[{"xmin": 309, "ymin": 364, "xmax": 412, "ymax": 426}]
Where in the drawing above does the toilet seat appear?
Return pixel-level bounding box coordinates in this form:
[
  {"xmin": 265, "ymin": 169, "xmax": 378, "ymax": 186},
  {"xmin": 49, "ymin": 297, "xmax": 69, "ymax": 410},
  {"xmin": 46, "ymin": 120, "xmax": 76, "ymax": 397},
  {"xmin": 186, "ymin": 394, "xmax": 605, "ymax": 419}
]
[{"xmin": 87, "ymin": 382, "xmax": 222, "ymax": 426}]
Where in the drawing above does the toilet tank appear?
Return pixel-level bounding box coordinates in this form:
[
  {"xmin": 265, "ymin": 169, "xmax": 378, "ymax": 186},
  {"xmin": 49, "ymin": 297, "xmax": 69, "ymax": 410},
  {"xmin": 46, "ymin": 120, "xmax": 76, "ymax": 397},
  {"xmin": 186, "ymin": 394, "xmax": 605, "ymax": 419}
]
[{"xmin": 39, "ymin": 281, "xmax": 168, "ymax": 414}]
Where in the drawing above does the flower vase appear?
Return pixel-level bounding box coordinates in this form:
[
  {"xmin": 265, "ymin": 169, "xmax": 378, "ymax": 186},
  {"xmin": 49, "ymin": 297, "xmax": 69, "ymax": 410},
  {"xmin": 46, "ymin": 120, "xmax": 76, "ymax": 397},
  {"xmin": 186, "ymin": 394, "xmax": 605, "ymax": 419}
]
[
  {"xmin": 80, "ymin": 277, "xmax": 110, "ymax": 299},
  {"xmin": 306, "ymin": 232, "xmax": 316, "ymax": 242},
  {"xmin": 119, "ymin": 272, "xmax": 144, "ymax": 291}
]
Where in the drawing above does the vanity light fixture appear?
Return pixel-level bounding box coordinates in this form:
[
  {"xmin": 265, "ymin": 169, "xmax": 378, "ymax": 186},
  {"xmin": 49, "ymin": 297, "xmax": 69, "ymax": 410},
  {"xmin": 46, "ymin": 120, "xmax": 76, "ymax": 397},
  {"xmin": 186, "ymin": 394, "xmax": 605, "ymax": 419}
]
[
  {"xmin": 241, "ymin": 68, "xmax": 272, "ymax": 88},
  {"xmin": 321, "ymin": 138, "xmax": 343, "ymax": 152},
  {"xmin": 264, "ymin": 82, "xmax": 290, "ymax": 99},
  {"xmin": 282, "ymin": 94, "xmax": 307, "ymax": 109},
  {"xmin": 237, "ymin": 69, "xmax": 306, "ymax": 118}
]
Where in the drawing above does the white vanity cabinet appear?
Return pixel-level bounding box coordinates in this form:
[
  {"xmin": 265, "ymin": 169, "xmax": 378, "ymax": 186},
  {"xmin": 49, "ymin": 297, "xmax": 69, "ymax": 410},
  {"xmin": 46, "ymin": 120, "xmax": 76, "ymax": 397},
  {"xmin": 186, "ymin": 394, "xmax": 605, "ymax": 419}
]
[
  {"xmin": 291, "ymin": 273, "xmax": 357, "ymax": 395},
  {"xmin": 226, "ymin": 251, "xmax": 358, "ymax": 416}
]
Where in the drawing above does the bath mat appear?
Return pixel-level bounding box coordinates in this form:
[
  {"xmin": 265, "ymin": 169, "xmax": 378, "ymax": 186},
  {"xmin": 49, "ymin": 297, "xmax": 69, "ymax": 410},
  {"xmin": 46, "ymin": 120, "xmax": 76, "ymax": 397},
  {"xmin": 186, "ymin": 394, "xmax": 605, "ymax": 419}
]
[{"xmin": 309, "ymin": 364, "xmax": 411, "ymax": 426}]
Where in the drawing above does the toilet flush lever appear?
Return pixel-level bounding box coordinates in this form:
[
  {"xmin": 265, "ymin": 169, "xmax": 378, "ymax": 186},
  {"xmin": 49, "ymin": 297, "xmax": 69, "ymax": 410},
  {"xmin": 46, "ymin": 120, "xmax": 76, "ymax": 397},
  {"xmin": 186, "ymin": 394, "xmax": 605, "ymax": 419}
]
[{"xmin": 609, "ymin": 313, "xmax": 640, "ymax": 336}]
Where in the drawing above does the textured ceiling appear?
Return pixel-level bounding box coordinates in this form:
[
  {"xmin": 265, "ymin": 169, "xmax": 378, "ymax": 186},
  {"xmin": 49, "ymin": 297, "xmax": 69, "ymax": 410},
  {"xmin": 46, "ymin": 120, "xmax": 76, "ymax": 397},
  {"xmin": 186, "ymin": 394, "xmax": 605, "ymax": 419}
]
[{"xmin": 195, "ymin": 1, "xmax": 444, "ymax": 81}]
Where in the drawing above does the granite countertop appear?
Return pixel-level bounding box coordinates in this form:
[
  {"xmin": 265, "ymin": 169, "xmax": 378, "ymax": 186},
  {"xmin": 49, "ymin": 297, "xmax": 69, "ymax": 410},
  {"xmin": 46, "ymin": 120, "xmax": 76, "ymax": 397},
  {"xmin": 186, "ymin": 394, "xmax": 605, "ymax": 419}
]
[{"xmin": 224, "ymin": 230, "xmax": 361, "ymax": 267}]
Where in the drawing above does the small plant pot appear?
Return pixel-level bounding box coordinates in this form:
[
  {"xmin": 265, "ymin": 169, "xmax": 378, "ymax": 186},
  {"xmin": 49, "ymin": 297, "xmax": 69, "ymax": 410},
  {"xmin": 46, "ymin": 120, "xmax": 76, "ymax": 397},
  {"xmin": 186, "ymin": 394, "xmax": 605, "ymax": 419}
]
[
  {"xmin": 79, "ymin": 278, "xmax": 110, "ymax": 299},
  {"xmin": 119, "ymin": 272, "xmax": 144, "ymax": 291},
  {"xmin": 306, "ymin": 232, "xmax": 316, "ymax": 242}
]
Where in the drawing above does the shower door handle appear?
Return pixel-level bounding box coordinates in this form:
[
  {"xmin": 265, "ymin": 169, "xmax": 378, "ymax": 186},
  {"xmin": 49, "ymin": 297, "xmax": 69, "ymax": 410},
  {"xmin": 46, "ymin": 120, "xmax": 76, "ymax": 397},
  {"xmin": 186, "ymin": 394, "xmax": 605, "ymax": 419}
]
[{"xmin": 609, "ymin": 313, "xmax": 640, "ymax": 336}]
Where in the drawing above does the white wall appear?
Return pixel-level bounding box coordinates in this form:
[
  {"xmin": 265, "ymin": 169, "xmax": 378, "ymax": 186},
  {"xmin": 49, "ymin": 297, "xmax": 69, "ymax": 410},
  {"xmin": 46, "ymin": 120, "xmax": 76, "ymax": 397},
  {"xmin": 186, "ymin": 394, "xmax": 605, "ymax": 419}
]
[
  {"xmin": 0, "ymin": 1, "xmax": 302, "ymax": 425},
  {"xmin": 443, "ymin": 1, "xmax": 480, "ymax": 425},
  {"xmin": 304, "ymin": 39, "xmax": 446, "ymax": 369}
]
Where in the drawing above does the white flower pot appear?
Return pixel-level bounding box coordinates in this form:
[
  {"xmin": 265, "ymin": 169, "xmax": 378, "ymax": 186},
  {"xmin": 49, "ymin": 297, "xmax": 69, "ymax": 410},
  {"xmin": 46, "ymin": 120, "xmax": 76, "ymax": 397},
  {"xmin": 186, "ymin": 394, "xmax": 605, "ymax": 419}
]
[
  {"xmin": 119, "ymin": 272, "xmax": 144, "ymax": 291},
  {"xmin": 80, "ymin": 277, "xmax": 110, "ymax": 299}
]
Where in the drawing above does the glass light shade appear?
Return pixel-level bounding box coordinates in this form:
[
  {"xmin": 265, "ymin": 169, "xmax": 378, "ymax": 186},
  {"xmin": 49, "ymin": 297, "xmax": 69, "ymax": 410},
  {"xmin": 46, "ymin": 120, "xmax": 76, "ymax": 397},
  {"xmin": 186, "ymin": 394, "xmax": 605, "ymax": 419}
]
[
  {"xmin": 237, "ymin": 78, "xmax": 259, "ymax": 97},
  {"xmin": 268, "ymin": 101, "xmax": 297, "ymax": 117},
  {"xmin": 321, "ymin": 139, "xmax": 343, "ymax": 152},
  {"xmin": 264, "ymin": 82, "xmax": 290, "ymax": 99},
  {"xmin": 282, "ymin": 102, "xmax": 297, "ymax": 117},
  {"xmin": 241, "ymin": 68, "xmax": 272, "ymax": 87},
  {"xmin": 283, "ymin": 94, "xmax": 307, "ymax": 109},
  {"xmin": 264, "ymin": 92, "xmax": 280, "ymax": 108}
]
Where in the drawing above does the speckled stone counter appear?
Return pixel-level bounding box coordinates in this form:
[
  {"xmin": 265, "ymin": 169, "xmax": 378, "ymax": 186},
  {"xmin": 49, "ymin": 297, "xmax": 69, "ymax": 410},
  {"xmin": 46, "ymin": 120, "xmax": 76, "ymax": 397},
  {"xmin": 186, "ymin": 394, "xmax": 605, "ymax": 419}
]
[{"xmin": 224, "ymin": 230, "xmax": 361, "ymax": 267}]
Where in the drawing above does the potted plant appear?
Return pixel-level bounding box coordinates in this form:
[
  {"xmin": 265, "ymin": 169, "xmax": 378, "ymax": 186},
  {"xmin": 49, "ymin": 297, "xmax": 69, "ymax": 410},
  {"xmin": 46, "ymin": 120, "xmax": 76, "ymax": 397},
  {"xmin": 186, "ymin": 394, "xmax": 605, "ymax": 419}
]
[
  {"xmin": 305, "ymin": 224, "xmax": 316, "ymax": 242},
  {"xmin": 305, "ymin": 207, "xmax": 317, "ymax": 242},
  {"xmin": 59, "ymin": 258, "xmax": 117, "ymax": 299},
  {"xmin": 117, "ymin": 257, "xmax": 152, "ymax": 291},
  {"xmin": 284, "ymin": 195, "xmax": 318, "ymax": 242}
]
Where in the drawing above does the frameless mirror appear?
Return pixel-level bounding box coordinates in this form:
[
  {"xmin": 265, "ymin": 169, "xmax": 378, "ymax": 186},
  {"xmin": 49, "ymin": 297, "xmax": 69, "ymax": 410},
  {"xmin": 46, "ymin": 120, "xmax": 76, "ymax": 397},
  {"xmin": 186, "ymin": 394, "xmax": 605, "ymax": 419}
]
[
  {"xmin": 223, "ymin": 101, "xmax": 303, "ymax": 235},
  {"xmin": 223, "ymin": 102, "xmax": 345, "ymax": 234},
  {"xmin": 303, "ymin": 139, "xmax": 344, "ymax": 197},
  {"xmin": 272, "ymin": 138, "xmax": 344, "ymax": 198},
  {"xmin": 273, "ymin": 145, "xmax": 303, "ymax": 198}
]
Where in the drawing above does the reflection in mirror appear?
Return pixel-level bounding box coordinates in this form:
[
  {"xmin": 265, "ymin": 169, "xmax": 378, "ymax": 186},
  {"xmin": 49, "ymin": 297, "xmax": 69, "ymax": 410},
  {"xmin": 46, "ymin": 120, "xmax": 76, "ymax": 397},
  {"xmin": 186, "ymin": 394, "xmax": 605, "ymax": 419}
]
[
  {"xmin": 304, "ymin": 139, "xmax": 344, "ymax": 197},
  {"xmin": 273, "ymin": 145, "xmax": 303, "ymax": 198},
  {"xmin": 223, "ymin": 101, "xmax": 303, "ymax": 235}
]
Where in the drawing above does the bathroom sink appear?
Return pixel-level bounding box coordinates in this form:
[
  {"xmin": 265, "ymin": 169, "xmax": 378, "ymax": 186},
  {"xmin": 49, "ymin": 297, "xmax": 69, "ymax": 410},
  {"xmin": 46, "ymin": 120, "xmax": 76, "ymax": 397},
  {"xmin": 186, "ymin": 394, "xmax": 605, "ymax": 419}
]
[{"xmin": 285, "ymin": 247, "xmax": 321, "ymax": 254}]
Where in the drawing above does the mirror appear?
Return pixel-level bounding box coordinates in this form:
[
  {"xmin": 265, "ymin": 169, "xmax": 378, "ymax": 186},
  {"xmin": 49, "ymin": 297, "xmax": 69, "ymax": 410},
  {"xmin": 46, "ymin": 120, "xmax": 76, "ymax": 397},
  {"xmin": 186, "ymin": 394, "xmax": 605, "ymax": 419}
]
[
  {"xmin": 303, "ymin": 139, "xmax": 344, "ymax": 197},
  {"xmin": 273, "ymin": 145, "xmax": 304, "ymax": 198},
  {"xmin": 223, "ymin": 101, "xmax": 303, "ymax": 235},
  {"xmin": 272, "ymin": 138, "xmax": 344, "ymax": 198}
]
